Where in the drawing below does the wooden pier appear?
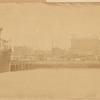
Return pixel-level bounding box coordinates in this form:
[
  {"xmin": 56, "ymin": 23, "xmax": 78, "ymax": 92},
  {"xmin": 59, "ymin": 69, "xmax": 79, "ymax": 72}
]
[
  {"xmin": 11, "ymin": 60, "xmax": 100, "ymax": 71},
  {"xmin": 11, "ymin": 61, "xmax": 36, "ymax": 71}
]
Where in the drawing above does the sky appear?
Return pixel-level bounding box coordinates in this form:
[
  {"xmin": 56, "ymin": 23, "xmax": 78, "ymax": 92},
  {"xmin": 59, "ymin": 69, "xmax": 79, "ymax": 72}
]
[{"xmin": 0, "ymin": 3, "xmax": 100, "ymax": 50}]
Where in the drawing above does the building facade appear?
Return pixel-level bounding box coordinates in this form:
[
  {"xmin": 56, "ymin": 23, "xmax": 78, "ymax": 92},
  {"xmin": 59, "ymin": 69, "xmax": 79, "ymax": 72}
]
[{"xmin": 68, "ymin": 36, "xmax": 100, "ymax": 60}]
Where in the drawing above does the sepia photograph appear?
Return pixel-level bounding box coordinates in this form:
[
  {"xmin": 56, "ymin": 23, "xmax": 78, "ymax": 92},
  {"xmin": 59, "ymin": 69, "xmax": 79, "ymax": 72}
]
[{"xmin": 0, "ymin": 1, "xmax": 100, "ymax": 100}]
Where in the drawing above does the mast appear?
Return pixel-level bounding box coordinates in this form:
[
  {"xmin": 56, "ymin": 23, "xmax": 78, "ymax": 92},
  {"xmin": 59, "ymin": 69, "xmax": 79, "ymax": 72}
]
[{"xmin": 0, "ymin": 27, "xmax": 3, "ymax": 39}]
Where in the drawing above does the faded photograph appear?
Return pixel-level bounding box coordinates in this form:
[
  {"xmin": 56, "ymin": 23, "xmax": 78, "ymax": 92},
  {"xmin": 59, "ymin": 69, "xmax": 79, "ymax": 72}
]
[{"xmin": 0, "ymin": 2, "xmax": 100, "ymax": 100}]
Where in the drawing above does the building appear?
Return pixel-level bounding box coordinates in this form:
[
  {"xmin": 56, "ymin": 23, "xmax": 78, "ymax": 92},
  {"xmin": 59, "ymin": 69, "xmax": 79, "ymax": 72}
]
[
  {"xmin": 12, "ymin": 46, "xmax": 34, "ymax": 59},
  {"xmin": 68, "ymin": 35, "xmax": 100, "ymax": 60},
  {"xmin": 51, "ymin": 47, "xmax": 67, "ymax": 56}
]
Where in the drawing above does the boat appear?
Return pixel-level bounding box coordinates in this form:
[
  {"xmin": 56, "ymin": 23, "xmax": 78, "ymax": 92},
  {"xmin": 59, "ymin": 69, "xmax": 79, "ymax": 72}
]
[{"xmin": 0, "ymin": 28, "xmax": 11, "ymax": 73}]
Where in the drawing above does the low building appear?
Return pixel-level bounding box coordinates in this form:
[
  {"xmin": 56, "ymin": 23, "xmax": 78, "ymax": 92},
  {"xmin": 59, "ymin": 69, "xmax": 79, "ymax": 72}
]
[{"xmin": 12, "ymin": 46, "xmax": 34, "ymax": 59}]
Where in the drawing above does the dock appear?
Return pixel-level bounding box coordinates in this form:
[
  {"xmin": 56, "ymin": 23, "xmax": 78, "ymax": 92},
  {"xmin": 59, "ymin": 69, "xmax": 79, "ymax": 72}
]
[{"xmin": 10, "ymin": 60, "xmax": 100, "ymax": 71}]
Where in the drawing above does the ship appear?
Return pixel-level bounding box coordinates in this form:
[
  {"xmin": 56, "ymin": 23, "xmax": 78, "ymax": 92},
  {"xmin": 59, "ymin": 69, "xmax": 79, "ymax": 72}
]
[{"xmin": 0, "ymin": 28, "xmax": 11, "ymax": 73}]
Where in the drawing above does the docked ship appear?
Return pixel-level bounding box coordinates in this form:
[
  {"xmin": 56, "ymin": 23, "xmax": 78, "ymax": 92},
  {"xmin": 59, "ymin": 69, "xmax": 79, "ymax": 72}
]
[{"xmin": 0, "ymin": 28, "xmax": 11, "ymax": 73}]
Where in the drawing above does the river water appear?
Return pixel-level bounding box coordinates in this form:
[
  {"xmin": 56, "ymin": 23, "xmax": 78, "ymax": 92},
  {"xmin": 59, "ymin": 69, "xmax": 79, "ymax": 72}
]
[{"xmin": 0, "ymin": 68, "xmax": 100, "ymax": 100}]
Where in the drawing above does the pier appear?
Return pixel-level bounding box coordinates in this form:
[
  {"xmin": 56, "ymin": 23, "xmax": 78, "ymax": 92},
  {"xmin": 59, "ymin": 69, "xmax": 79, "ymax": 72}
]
[
  {"xmin": 10, "ymin": 59, "xmax": 100, "ymax": 72},
  {"xmin": 11, "ymin": 60, "xmax": 35, "ymax": 71}
]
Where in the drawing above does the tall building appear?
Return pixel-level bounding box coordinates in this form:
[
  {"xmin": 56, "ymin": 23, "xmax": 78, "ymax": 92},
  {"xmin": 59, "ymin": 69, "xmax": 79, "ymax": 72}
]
[{"xmin": 68, "ymin": 35, "xmax": 100, "ymax": 57}]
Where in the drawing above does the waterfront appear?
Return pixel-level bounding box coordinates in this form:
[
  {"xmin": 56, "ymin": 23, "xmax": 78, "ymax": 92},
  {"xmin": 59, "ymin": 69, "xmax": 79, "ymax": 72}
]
[
  {"xmin": 0, "ymin": 68, "xmax": 100, "ymax": 99},
  {"xmin": 0, "ymin": 3, "xmax": 100, "ymax": 100},
  {"xmin": 10, "ymin": 60, "xmax": 100, "ymax": 71}
]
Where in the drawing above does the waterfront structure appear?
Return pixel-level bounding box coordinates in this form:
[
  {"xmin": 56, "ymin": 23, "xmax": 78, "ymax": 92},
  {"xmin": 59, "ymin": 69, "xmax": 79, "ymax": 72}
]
[{"xmin": 0, "ymin": 28, "xmax": 11, "ymax": 72}]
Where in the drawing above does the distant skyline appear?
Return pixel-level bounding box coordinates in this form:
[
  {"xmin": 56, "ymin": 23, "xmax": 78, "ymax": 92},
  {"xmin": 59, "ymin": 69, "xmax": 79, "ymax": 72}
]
[{"xmin": 0, "ymin": 3, "xmax": 100, "ymax": 50}]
